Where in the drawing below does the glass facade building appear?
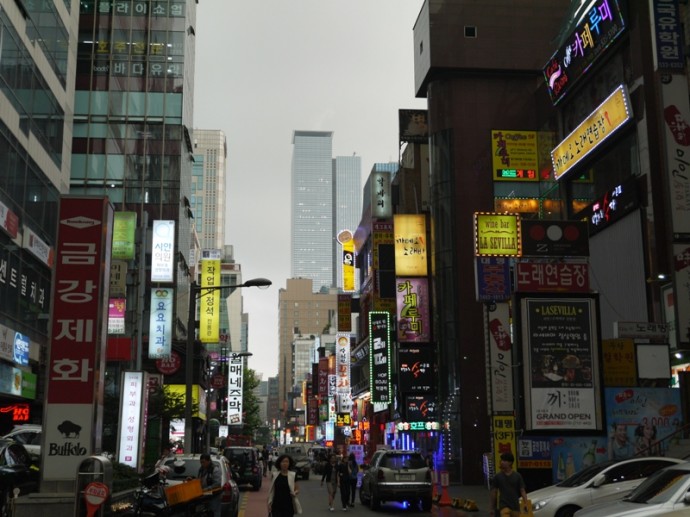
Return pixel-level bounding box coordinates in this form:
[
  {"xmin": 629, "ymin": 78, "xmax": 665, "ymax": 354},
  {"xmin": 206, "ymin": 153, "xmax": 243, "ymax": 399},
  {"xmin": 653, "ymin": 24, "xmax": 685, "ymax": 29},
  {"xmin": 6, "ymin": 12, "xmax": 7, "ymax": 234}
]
[
  {"xmin": 192, "ymin": 129, "xmax": 227, "ymax": 251},
  {"xmin": 333, "ymin": 155, "xmax": 362, "ymax": 289}
]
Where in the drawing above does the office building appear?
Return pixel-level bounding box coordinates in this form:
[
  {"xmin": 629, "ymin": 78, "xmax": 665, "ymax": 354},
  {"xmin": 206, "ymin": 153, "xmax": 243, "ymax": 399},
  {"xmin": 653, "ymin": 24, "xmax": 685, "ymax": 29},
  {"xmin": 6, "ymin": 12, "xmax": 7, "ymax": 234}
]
[
  {"xmin": 193, "ymin": 129, "xmax": 227, "ymax": 251},
  {"xmin": 333, "ymin": 155, "xmax": 362, "ymax": 289}
]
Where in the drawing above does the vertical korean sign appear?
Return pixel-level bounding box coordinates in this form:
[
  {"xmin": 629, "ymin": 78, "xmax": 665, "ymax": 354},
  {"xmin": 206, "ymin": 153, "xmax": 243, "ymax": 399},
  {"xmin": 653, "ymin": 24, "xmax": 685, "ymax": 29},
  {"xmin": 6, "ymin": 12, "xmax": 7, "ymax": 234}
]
[
  {"xmin": 396, "ymin": 277, "xmax": 430, "ymax": 342},
  {"xmin": 369, "ymin": 312, "xmax": 391, "ymax": 404},
  {"xmin": 149, "ymin": 288, "xmax": 173, "ymax": 358},
  {"xmin": 227, "ymin": 355, "xmax": 244, "ymax": 425},
  {"xmin": 44, "ymin": 197, "xmax": 113, "ymax": 481},
  {"xmin": 116, "ymin": 371, "xmax": 146, "ymax": 470},
  {"xmin": 520, "ymin": 296, "xmax": 602, "ymax": 431},
  {"xmin": 151, "ymin": 220, "xmax": 175, "ymax": 282},
  {"xmin": 336, "ymin": 334, "xmax": 352, "ymax": 413},
  {"xmin": 200, "ymin": 249, "xmax": 221, "ymax": 343}
]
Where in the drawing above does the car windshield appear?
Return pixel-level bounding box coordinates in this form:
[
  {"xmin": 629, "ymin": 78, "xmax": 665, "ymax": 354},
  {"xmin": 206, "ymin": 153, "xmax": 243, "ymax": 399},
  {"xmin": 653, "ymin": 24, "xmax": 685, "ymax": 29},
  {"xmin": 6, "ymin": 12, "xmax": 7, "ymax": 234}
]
[
  {"xmin": 625, "ymin": 468, "xmax": 690, "ymax": 504},
  {"xmin": 164, "ymin": 458, "xmax": 202, "ymax": 480},
  {"xmin": 557, "ymin": 460, "xmax": 616, "ymax": 487},
  {"xmin": 380, "ymin": 454, "xmax": 426, "ymax": 470}
]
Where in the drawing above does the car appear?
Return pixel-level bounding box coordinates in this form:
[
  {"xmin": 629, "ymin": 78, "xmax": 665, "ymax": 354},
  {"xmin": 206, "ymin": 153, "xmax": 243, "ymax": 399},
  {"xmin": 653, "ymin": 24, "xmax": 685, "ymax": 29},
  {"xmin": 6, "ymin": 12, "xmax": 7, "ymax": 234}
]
[
  {"xmin": 162, "ymin": 454, "xmax": 239, "ymax": 517},
  {"xmin": 223, "ymin": 446, "xmax": 263, "ymax": 489},
  {"xmin": 528, "ymin": 456, "xmax": 686, "ymax": 517},
  {"xmin": 0, "ymin": 438, "xmax": 40, "ymax": 517},
  {"xmin": 573, "ymin": 461, "xmax": 690, "ymax": 517},
  {"xmin": 1, "ymin": 425, "xmax": 41, "ymax": 460},
  {"xmin": 359, "ymin": 449, "xmax": 432, "ymax": 512},
  {"xmin": 277, "ymin": 444, "xmax": 311, "ymax": 480}
]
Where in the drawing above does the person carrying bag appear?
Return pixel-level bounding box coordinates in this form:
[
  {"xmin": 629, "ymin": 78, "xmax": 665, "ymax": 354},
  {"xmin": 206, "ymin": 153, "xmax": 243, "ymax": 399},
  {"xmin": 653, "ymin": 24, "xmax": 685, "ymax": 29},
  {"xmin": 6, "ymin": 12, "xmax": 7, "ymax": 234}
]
[{"xmin": 268, "ymin": 454, "xmax": 302, "ymax": 517}]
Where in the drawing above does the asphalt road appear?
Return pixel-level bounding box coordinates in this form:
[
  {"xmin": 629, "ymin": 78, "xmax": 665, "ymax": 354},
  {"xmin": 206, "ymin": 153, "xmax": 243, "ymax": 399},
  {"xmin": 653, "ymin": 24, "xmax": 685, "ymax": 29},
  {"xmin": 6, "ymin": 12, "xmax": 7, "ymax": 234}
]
[{"xmin": 238, "ymin": 471, "xmax": 489, "ymax": 516}]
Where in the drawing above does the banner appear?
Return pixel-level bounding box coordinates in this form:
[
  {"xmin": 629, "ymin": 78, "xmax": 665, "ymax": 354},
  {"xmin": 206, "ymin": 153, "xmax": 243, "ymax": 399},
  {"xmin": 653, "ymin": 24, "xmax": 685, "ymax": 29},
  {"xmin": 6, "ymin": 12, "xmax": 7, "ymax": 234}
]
[
  {"xmin": 112, "ymin": 212, "xmax": 136, "ymax": 260},
  {"xmin": 227, "ymin": 356, "xmax": 244, "ymax": 425},
  {"xmin": 200, "ymin": 250, "xmax": 221, "ymax": 343},
  {"xmin": 148, "ymin": 288, "xmax": 173, "ymax": 358},
  {"xmin": 151, "ymin": 220, "xmax": 175, "ymax": 282},
  {"xmin": 369, "ymin": 312, "xmax": 391, "ymax": 404}
]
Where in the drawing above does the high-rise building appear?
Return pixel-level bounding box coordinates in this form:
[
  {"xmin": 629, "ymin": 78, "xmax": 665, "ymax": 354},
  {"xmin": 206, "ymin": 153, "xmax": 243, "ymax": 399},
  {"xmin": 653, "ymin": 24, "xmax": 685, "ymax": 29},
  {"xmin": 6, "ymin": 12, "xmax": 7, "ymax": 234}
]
[
  {"xmin": 291, "ymin": 131, "xmax": 334, "ymax": 292},
  {"xmin": 277, "ymin": 278, "xmax": 337, "ymax": 418},
  {"xmin": 0, "ymin": 0, "xmax": 80, "ymax": 430},
  {"xmin": 333, "ymin": 155, "xmax": 362, "ymax": 289},
  {"xmin": 193, "ymin": 129, "xmax": 227, "ymax": 251}
]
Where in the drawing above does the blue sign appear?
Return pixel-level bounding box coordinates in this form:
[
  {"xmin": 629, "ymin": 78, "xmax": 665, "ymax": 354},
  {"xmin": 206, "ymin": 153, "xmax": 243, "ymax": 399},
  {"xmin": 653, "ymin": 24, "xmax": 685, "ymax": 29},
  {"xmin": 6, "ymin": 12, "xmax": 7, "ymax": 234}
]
[
  {"xmin": 653, "ymin": 0, "xmax": 685, "ymax": 72},
  {"xmin": 13, "ymin": 332, "xmax": 29, "ymax": 366},
  {"xmin": 475, "ymin": 257, "xmax": 511, "ymax": 301}
]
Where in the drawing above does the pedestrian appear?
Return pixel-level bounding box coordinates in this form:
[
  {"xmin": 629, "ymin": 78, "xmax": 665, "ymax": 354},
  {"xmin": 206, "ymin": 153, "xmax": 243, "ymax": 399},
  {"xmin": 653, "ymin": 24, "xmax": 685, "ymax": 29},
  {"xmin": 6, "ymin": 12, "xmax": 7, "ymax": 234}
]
[
  {"xmin": 268, "ymin": 454, "xmax": 301, "ymax": 517},
  {"xmin": 489, "ymin": 452, "xmax": 528, "ymax": 517},
  {"xmin": 336, "ymin": 455, "xmax": 351, "ymax": 511},
  {"xmin": 262, "ymin": 447, "xmax": 269, "ymax": 476},
  {"xmin": 347, "ymin": 452, "xmax": 358, "ymax": 508},
  {"xmin": 320, "ymin": 455, "xmax": 338, "ymax": 511},
  {"xmin": 197, "ymin": 453, "xmax": 222, "ymax": 517}
]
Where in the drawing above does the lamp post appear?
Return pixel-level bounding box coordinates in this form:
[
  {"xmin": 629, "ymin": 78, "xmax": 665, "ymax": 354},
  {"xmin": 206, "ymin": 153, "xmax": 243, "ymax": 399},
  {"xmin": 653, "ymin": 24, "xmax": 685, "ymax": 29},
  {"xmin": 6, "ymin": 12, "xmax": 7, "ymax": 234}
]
[{"xmin": 184, "ymin": 277, "xmax": 271, "ymax": 454}]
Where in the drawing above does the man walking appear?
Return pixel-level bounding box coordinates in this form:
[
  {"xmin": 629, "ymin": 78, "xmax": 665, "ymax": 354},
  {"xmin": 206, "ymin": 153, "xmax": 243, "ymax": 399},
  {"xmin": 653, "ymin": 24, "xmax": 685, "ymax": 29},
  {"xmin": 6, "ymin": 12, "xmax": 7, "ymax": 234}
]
[{"xmin": 489, "ymin": 452, "xmax": 528, "ymax": 517}]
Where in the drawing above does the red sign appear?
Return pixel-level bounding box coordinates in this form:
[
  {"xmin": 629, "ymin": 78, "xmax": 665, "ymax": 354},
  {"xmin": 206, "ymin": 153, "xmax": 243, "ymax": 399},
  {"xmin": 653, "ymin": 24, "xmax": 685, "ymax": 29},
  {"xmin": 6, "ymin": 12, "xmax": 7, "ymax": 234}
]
[
  {"xmin": 155, "ymin": 351, "xmax": 181, "ymax": 375},
  {"xmin": 211, "ymin": 374, "xmax": 226, "ymax": 389},
  {"xmin": 48, "ymin": 197, "xmax": 111, "ymax": 404},
  {"xmin": 0, "ymin": 403, "xmax": 30, "ymax": 422},
  {"xmin": 515, "ymin": 262, "xmax": 589, "ymax": 292}
]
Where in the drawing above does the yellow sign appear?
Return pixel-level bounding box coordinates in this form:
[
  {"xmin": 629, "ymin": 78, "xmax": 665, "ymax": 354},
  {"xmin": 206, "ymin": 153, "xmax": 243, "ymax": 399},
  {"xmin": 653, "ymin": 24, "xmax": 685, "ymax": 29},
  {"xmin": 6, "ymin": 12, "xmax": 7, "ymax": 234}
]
[
  {"xmin": 341, "ymin": 237, "xmax": 355, "ymax": 292},
  {"xmin": 474, "ymin": 213, "xmax": 521, "ymax": 257},
  {"xmin": 491, "ymin": 130, "xmax": 538, "ymax": 181},
  {"xmin": 602, "ymin": 339, "xmax": 636, "ymax": 387},
  {"xmin": 200, "ymin": 254, "xmax": 221, "ymax": 343},
  {"xmin": 168, "ymin": 384, "xmax": 206, "ymax": 419},
  {"xmin": 492, "ymin": 415, "xmax": 517, "ymax": 470},
  {"xmin": 394, "ymin": 214, "xmax": 428, "ymax": 276},
  {"xmin": 551, "ymin": 84, "xmax": 632, "ymax": 181}
]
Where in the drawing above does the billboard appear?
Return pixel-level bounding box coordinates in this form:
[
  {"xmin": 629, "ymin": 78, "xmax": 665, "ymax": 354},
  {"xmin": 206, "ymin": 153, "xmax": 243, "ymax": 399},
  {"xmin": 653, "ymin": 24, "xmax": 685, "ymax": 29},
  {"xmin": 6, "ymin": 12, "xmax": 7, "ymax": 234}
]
[
  {"xmin": 491, "ymin": 130, "xmax": 538, "ymax": 181},
  {"xmin": 227, "ymin": 355, "xmax": 244, "ymax": 425},
  {"xmin": 151, "ymin": 220, "xmax": 175, "ymax": 282},
  {"xmin": 474, "ymin": 213, "xmax": 521, "ymax": 257},
  {"xmin": 200, "ymin": 249, "xmax": 221, "ymax": 343},
  {"xmin": 112, "ymin": 212, "xmax": 136, "ymax": 260},
  {"xmin": 148, "ymin": 288, "xmax": 173, "ymax": 358},
  {"xmin": 396, "ymin": 277, "xmax": 430, "ymax": 342},
  {"xmin": 369, "ymin": 312, "xmax": 391, "ymax": 404},
  {"xmin": 394, "ymin": 215, "xmax": 427, "ymax": 276}
]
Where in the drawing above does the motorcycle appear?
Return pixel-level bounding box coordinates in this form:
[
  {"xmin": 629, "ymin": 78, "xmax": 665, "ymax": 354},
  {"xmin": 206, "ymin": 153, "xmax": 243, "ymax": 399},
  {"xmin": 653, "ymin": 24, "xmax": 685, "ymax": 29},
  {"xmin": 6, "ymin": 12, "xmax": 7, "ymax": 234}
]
[{"xmin": 121, "ymin": 471, "xmax": 170, "ymax": 516}]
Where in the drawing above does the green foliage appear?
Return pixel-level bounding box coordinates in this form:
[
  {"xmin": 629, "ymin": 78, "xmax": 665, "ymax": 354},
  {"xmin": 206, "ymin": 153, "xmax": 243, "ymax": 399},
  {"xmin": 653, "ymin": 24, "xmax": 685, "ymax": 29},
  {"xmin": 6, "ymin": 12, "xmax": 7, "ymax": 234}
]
[
  {"xmin": 111, "ymin": 460, "xmax": 141, "ymax": 492},
  {"xmin": 242, "ymin": 368, "xmax": 262, "ymax": 436},
  {"xmin": 148, "ymin": 384, "xmax": 198, "ymax": 420}
]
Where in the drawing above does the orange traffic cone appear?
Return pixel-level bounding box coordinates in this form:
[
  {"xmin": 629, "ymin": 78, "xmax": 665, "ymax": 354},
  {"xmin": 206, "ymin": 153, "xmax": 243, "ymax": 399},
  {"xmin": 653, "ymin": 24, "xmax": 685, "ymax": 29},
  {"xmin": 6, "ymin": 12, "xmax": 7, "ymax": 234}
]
[{"xmin": 438, "ymin": 470, "xmax": 452, "ymax": 506}]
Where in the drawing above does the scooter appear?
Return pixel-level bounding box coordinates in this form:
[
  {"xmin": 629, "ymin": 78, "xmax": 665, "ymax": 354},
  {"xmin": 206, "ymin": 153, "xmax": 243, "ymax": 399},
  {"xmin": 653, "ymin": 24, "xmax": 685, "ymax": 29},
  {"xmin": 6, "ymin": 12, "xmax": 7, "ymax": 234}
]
[{"xmin": 122, "ymin": 471, "xmax": 170, "ymax": 516}]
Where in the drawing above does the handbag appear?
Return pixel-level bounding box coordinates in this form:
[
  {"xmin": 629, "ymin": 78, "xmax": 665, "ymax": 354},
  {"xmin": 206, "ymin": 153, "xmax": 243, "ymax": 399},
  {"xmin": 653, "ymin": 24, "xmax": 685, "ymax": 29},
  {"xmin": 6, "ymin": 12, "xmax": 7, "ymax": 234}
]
[{"xmin": 293, "ymin": 495, "xmax": 303, "ymax": 515}]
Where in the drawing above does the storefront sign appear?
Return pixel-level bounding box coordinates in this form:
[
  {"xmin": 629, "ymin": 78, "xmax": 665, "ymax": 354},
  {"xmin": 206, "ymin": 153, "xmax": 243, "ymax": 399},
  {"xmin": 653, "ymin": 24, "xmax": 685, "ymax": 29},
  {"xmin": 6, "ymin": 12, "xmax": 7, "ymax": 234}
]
[
  {"xmin": 405, "ymin": 395, "xmax": 437, "ymax": 421},
  {"xmin": 399, "ymin": 109, "xmax": 429, "ymax": 144},
  {"xmin": 371, "ymin": 171, "xmax": 392, "ymax": 219},
  {"xmin": 488, "ymin": 302, "xmax": 514, "ymax": 413},
  {"xmin": 552, "ymin": 84, "xmax": 632, "ymax": 181},
  {"xmin": 474, "ymin": 213, "xmax": 521, "ymax": 257},
  {"xmin": 22, "ymin": 226, "xmax": 54, "ymax": 267},
  {"xmin": 515, "ymin": 261, "xmax": 590, "ymax": 292},
  {"xmin": 521, "ymin": 220, "xmax": 589, "ymax": 256},
  {"xmin": 117, "ymin": 371, "xmax": 146, "ymax": 469},
  {"xmin": 398, "ymin": 346, "xmax": 435, "ymax": 393},
  {"xmin": 200, "ymin": 249, "xmax": 221, "ymax": 343},
  {"xmin": 543, "ymin": 0, "xmax": 626, "ymax": 104},
  {"xmin": 227, "ymin": 356, "xmax": 244, "ymax": 425},
  {"xmin": 151, "ymin": 220, "xmax": 175, "ymax": 282},
  {"xmin": 674, "ymin": 244, "xmax": 690, "ymax": 347},
  {"xmin": 475, "ymin": 257, "xmax": 511, "ymax": 302},
  {"xmin": 369, "ymin": 312, "xmax": 391, "ymax": 404},
  {"xmin": 491, "ymin": 130, "xmax": 538, "ymax": 181},
  {"xmin": 112, "ymin": 212, "xmax": 136, "ymax": 260},
  {"xmin": 577, "ymin": 177, "xmax": 640, "ymax": 235},
  {"xmin": 396, "ymin": 278, "xmax": 430, "ymax": 342},
  {"xmin": 521, "ymin": 296, "xmax": 602, "ymax": 431},
  {"xmin": 602, "ymin": 339, "xmax": 636, "ymax": 386},
  {"xmin": 652, "ymin": 0, "xmax": 685, "ymax": 72},
  {"xmin": 0, "ymin": 200, "xmax": 19, "ymax": 238},
  {"xmin": 394, "ymin": 214, "xmax": 427, "ymax": 276},
  {"xmin": 148, "ymin": 289, "xmax": 172, "ymax": 358}
]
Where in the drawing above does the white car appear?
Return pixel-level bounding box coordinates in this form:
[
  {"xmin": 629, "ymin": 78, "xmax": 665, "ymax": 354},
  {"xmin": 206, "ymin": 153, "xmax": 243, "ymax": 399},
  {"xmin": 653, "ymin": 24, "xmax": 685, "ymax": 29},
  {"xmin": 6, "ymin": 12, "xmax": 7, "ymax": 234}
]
[
  {"xmin": 2, "ymin": 424, "xmax": 41, "ymax": 458},
  {"xmin": 528, "ymin": 457, "xmax": 685, "ymax": 517},
  {"xmin": 574, "ymin": 461, "xmax": 690, "ymax": 517}
]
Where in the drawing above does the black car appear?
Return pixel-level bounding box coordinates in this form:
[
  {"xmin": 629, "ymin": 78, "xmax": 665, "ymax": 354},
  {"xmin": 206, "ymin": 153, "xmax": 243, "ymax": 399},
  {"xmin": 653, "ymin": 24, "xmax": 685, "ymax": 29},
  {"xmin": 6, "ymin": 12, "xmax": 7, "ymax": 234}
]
[
  {"xmin": 0, "ymin": 439, "xmax": 40, "ymax": 517},
  {"xmin": 223, "ymin": 447, "xmax": 263, "ymax": 490}
]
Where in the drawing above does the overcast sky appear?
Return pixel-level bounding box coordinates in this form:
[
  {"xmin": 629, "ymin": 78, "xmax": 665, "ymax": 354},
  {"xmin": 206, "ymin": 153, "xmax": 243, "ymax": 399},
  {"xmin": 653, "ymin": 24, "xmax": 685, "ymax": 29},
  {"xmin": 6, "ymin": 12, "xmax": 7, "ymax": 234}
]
[{"xmin": 193, "ymin": 1, "xmax": 426, "ymax": 379}]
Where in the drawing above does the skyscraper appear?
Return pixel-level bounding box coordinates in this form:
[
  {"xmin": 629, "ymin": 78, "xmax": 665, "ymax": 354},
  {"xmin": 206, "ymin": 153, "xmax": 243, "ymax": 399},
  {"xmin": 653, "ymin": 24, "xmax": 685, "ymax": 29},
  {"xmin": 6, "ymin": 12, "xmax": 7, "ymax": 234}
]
[
  {"xmin": 333, "ymin": 155, "xmax": 362, "ymax": 289},
  {"xmin": 193, "ymin": 129, "xmax": 227, "ymax": 251},
  {"xmin": 291, "ymin": 131, "xmax": 334, "ymax": 292}
]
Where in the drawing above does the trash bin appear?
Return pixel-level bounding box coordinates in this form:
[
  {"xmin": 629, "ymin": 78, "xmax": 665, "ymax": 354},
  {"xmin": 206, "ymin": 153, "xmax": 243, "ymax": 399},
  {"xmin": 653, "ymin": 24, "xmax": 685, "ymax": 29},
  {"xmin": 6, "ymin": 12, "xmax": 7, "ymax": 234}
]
[{"xmin": 74, "ymin": 455, "xmax": 113, "ymax": 517}]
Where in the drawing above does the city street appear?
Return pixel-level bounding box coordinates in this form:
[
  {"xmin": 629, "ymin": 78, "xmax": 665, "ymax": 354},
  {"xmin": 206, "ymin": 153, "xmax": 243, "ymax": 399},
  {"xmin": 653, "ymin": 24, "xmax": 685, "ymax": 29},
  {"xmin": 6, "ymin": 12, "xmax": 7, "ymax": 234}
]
[{"xmin": 238, "ymin": 472, "xmax": 489, "ymax": 516}]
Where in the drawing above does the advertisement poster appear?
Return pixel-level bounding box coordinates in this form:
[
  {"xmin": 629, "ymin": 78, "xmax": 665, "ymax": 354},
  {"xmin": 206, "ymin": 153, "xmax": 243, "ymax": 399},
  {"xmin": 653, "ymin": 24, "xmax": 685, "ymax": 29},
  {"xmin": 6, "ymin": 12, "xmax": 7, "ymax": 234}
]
[
  {"xmin": 604, "ymin": 387, "xmax": 682, "ymax": 460},
  {"xmin": 550, "ymin": 436, "xmax": 607, "ymax": 482},
  {"xmin": 521, "ymin": 296, "xmax": 601, "ymax": 431}
]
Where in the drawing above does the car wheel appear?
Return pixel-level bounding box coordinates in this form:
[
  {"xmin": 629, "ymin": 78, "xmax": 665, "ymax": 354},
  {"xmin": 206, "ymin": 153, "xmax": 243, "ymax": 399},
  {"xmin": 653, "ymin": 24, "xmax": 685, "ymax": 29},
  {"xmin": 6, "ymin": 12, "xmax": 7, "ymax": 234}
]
[
  {"xmin": 359, "ymin": 485, "xmax": 368, "ymax": 504},
  {"xmin": 421, "ymin": 496, "xmax": 432, "ymax": 512},
  {"xmin": 556, "ymin": 506, "xmax": 580, "ymax": 517},
  {"xmin": 371, "ymin": 490, "xmax": 381, "ymax": 511}
]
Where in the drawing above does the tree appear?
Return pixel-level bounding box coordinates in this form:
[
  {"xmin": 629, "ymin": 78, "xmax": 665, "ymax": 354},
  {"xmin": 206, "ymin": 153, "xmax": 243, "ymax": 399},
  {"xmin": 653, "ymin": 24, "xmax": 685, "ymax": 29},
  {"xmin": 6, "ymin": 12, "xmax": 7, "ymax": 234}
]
[{"xmin": 242, "ymin": 368, "xmax": 262, "ymax": 437}]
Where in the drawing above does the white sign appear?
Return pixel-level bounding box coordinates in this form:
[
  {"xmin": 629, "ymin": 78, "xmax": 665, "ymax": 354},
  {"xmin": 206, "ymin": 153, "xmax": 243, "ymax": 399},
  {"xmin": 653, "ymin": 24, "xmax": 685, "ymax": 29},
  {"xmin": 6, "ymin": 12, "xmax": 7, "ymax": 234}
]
[
  {"xmin": 227, "ymin": 356, "xmax": 244, "ymax": 425},
  {"xmin": 117, "ymin": 371, "xmax": 145, "ymax": 469},
  {"xmin": 613, "ymin": 321, "xmax": 668, "ymax": 340},
  {"xmin": 149, "ymin": 289, "xmax": 173, "ymax": 358},
  {"xmin": 22, "ymin": 226, "xmax": 54, "ymax": 267},
  {"xmin": 151, "ymin": 220, "xmax": 175, "ymax": 282},
  {"xmin": 488, "ymin": 302, "xmax": 514, "ymax": 412}
]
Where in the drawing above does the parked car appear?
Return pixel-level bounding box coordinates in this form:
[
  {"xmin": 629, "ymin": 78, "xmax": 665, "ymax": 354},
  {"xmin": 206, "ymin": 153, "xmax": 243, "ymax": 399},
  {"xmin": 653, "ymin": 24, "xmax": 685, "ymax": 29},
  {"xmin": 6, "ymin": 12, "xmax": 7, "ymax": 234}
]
[
  {"xmin": 528, "ymin": 457, "xmax": 685, "ymax": 517},
  {"xmin": 573, "ymin": 461, "xmax": 690, "ymax": 517},
  {"xmin": 0, "ymin": 439, "xmax": 40, "ymax": 517},
  {"xmin": 1, "ymin": 425, "xmax": 41, "ymax": 460},
  {"xmin": 223, "ymin": 446, "xmax": 263, "ymax": 490},
  {"xmin": 162, "ymin": 453, "xmax": 239, "ymax": 517},
  {"xmin": 277, "ymin": 444, "xmax": 311, "ymax": 480},
  {"xmin": 359, "ymin": 449, "xmax": 432, "ymax": 511}
]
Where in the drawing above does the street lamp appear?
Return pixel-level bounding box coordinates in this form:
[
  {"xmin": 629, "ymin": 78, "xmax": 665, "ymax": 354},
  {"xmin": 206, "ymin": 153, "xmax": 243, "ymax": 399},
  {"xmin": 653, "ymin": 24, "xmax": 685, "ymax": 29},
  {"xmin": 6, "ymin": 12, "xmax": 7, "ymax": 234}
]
[{"xmin": 184, "ymin": 277, "xmax": 271, "ymax": 453}]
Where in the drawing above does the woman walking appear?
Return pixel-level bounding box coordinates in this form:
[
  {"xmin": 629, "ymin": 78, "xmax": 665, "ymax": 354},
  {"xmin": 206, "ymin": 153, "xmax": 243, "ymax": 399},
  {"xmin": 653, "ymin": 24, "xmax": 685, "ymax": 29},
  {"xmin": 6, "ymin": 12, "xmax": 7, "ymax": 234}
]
[
  {"xmin": 320, "ymin": 455, "xmax": 338, "ymax": 511},
  {"xmin": 347, "ymin": 453, "xmax": 358, "ymax": 508},
  {"xmin": 268, "ymin": 454, "xmax": 301, "ymax": 517}
]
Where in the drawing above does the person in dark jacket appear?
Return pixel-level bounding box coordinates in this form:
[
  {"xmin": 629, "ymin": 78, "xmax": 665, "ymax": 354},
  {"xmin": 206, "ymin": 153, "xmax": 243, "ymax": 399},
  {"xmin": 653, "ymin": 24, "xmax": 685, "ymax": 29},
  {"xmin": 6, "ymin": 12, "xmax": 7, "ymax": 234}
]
[
  {"xmin": 320, "ymin": 455, "xmax": 338, "ymax": 511},
  {"xmin": 347, "ymin": 453, "xmax": 358, "ymax": 507},
  {"xmin": 336, "ymin": 456, "xmax": 350, "ymax": 511}
]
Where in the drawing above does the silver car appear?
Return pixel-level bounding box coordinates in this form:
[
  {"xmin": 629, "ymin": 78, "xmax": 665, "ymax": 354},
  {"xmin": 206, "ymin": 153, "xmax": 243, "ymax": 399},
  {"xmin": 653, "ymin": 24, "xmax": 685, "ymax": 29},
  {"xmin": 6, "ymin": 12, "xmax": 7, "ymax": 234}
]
[
  {"xmin": 574, "ymin": 461, "xmax": 690, "ymax": 517},
  {"xmin": 359, "ymin": 449, "xmax": 432, "ymax": 512},
  {"xmin": 528, "ymin": 457, "xmax": 685, "ymax": 517}
]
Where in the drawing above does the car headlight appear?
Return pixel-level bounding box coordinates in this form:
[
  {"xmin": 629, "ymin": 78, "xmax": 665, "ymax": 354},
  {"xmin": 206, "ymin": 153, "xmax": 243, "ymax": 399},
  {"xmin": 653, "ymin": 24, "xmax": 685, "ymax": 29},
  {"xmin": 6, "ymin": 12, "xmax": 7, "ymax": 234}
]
[{"xmin": 532, "ymin": 499, "xmax": 550, "ymax": 512}]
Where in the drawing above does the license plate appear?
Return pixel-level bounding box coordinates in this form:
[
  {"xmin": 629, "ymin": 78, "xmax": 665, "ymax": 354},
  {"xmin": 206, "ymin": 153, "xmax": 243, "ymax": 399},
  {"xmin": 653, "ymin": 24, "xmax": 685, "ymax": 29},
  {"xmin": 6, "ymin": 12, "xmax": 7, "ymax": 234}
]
[{"xmin": 396, "ymin": 474, "xmax": 414, "ymax": 481}]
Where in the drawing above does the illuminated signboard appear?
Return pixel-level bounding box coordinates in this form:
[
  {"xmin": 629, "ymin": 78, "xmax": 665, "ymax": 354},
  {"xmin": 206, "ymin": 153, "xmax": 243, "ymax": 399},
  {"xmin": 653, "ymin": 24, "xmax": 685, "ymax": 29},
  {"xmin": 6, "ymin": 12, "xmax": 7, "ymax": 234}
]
[
  {"xmin": 405, "ymin": 395, "xmax": 437, "ymax": 422},
  {"xmin": 200, "ymin": 249, "xmax": 221, "ymax": 343},
  {"xmin": 369, "ymin": 312, "xmax": 391, "ymax": 404},
  {"xmin": 108, "ymin": 298, "xmax": 126, "ymax": 335},
  {"xmin": 227, "ymin": 355, "xmax": 244, "ymax": 425},
  {"xmin": 117, "ymin": 371, "xmax": 145, "ymax": 469},
  {"xmin": 398, "ymin": 346, "xmax": 435, "ymax": 392},
  {"xmin": 491, "ymin": 130, "xmax": 538, "ymax": 181},
  {"xmin": 474, "ymin": 213, "xmax": 521, "ymax": 257},
  {"xmin": 394, "ymin": 214, "xmax": 428, "ymax": 276},
  {"xmin": 575, "ymin": 176, "xmax": 639, "ymax": 235},
  {"xmin": 543, "ymin": 0, "xmax": 626, "ymax": 105},
  {"xmin": 151, "ymin": 220, "xmax": 175, "ymax": 282},
  {"xmin": 148, "ymin": 289, "xmax": 172, "ymax": 358},
  {"xmin": 396, "ymin": 278, "xmax": 430, "ymax": 343},
  {"xmin": 551, "ymin": 84, "xmax": 632, "ymax": 181},
  {"xmin": 112, "ymin": 212, "xmax": 136, "ymax": 260}
]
